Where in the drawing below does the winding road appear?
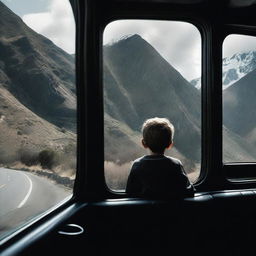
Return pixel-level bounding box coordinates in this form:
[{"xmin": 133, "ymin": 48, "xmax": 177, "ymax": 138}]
[{"xmin": 0, "ymin": 168, "xmax": 71, "ymax": 238}]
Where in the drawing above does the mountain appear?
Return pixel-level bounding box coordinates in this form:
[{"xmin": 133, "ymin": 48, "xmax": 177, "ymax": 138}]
[
  {"xmin": 0, "ymin": 2, "xmax": 76, "ymax": 131},
  {"xmin": 104, "ymin": 34, "xmax": 201, "ymax": 164},
  {"xmin": 223, "ymin": 51, "xmax": 256, "ymax": 89},
  {"xmin": 190, "ymin": 78, "xmax": 201, "ymax": 89},
  {"xmin": 104, "ymin": 113, "xmax": 143, "ymax": 163},
  {"xmin": 0, "ymin": 86, "xmax": 76, "ymax": 166},
  {"xmin": 2, "ymin": 0, "xmax": 254, "ymax": 180},
  {"xmin": 104, "ymin": 34, "xmax": 256, "ymax": 171},
  {"xmin": 191, "ymin": 51, "xmax": 256, "ymax": 90},
  {"xmin": 223, "ymin": 68, "xmax": 256, "ymax": 141},
  {"xmin": 189, "ymin": 49, "xmax": 256, "ymax": 161},
  {"xmin": 0, "ymin": 2, "xmax": 76, "ymax": 176},
  {"xmin": 223, "ymin": 126, "xmax": 256, "ymax": 162}
]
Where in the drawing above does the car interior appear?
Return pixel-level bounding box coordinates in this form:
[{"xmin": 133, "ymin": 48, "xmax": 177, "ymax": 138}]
[{"xmin": 2, "ymin": 0, "xmax": 256, "ymax": 255}]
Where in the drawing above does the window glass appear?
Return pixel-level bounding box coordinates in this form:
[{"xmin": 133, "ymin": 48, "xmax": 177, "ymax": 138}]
[
  {"xmin": 103, "ymin": 20, "xmax": 202, "ymax": 190},
  {"xmin": 0, "ymin": 0, "xmax": 76, "ymax": 240},
  {"xmin": 223, "ymin": 34, "xmax": 256, "ymax": 163}
]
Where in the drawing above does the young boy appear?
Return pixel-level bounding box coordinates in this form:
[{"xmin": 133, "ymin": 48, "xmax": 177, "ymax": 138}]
[{"xmin": 126, "ymin": 117, "xmax": 194, "ymax": 198}]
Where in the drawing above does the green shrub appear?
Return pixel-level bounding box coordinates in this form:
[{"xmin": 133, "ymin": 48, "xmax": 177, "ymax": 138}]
[
  {"xmin": 38, "ymin": 149, "xmax": 59, "ymax": 169},
  {"xmin": 19, "ymin": 149, "xmax": 39, "ymax": 166}
]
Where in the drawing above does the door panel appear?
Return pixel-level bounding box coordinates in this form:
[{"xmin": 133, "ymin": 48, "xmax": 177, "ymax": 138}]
[{"xmin": 4, "ymin": 191, "xmax": 256, "ymax": 256}]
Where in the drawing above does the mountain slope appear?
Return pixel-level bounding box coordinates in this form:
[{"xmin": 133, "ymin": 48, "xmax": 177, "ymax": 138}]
[
  {"xmin": 104, "ymin": 34, "xmax": 256, "ymax": 169},
  {"xmin": 0, "ymin": 86, "xmax": 76, "ymax": 168},
  {"xmin": 191, "ymin": 51, "xmax": 256, "ymax": 90},
  {"xmin": 0, "ymin": 2, "xmax": 76, "ymax": 131},
  {"xmin": 0, "ymin": 2, "xmax": 76, "ymax": 177},
  {"xmin": 223, "ymin": 126, "xmax": 256, "ymax": 162},
  {"xmin": 190, "ymin": 48, "xmax": 256, "ymax": 160},
  {"xmin": 223, "ymin": 68, "xmax": 256, "ymax": 140},
  {"xmin": 223, "ymin": 51, "xmax": 256, "ymax": 89},
  {"xmin": 104, "ymin": 34, "xmax": 201, "ymax": 162}
]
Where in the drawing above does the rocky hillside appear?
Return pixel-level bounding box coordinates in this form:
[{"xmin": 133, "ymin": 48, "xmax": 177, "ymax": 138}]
[
  {"xmin": 222, "ymin": 51, "xmax": 256, "ymax": 89},
  {"xmin": 0, "ymin": 1, "xmax": 76, "ymax": 131},
  {"xmin": 1, "ymin": 0, "xmax": 255, "ymax": 182},
  {"xmin": 191, "ymin": 51, "xmax": 256, "ymax": 90},
  {"xmin": 104, "ymin": 34, "xmax": 256, "ymax": 171},
  {"xmin": 104, "ymin": 34, "xmax": 201, "ymax": 164},
  {"xmin": 223, "ymin": 68, "xmax": 256, "ymax": 142},
  {"xmin": 0, "ymin": 2, "xmax": 76, "ymax": 177},
  {"xmin": 190, "ymin": 48, "xmax": 256, "ymax": 162}
]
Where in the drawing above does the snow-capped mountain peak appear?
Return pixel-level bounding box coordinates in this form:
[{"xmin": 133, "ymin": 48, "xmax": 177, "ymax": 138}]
[
  {"xmin": 222, "ymin": 51, "xmax": 256, "ymax": 89},
  {"xmin": 190, "ymin": 50, "xmax": 256, "ymax": 90}
]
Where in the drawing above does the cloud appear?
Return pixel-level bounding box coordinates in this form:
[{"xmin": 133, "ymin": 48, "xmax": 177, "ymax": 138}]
[
  {"xmin": 104, "ymin": 20, "xmax": 201, "ymax": 80},
  {"xmin": 223, "ymin": 34, "xmax": 256, "ymax": 57},
  {"xmin": 22, "ymin": 0, "xmax": 75, "ymax": 54}
]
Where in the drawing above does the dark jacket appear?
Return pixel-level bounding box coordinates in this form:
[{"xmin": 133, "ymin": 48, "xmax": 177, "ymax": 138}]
[{"xmin": 126, "ymin": 155, "xmax": 194, "ymax": 198}]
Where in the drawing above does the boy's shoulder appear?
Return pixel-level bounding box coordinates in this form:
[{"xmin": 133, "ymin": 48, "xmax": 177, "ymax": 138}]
[
  {"xmin": 132, "ymin": 155, "xmax": 146, "ymax": 165},
  {"xmin": 164, "ymin": 156, "xmax": 182, "ymax": 165}
]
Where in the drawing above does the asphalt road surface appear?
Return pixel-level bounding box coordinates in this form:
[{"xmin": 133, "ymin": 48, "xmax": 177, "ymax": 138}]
[{"xmin": 0, "ymin": 168, "xmax": 71, "ymax": 238}]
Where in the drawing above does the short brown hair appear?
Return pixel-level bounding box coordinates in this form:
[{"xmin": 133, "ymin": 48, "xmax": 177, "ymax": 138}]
[{"xmin": 142, "ymin": 117, "xmax": 174, "ymax": 154}]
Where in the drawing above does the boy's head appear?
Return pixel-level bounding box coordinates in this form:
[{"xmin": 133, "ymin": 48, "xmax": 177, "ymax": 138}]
[{"xmin": 142, "ymin": 117, "xmax": 174, "ymax": 154}]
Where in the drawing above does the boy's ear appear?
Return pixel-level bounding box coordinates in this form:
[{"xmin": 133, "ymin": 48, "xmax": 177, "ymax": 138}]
[{"xmin": 142, "ymin": 139, "xmax": 148, "ymax": 148}]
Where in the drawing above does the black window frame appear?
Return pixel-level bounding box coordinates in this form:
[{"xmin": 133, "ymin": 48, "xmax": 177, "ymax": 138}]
[
  {"xmin": 102, "ymin": 18, "xmax": 205, "ymax": 192},
  {"xmin": 94, "ymin": 3, "xmax": 256, "ymax": 194},
  {"xmin": 94, "ymin": 2, "xmax": 222, "ymax": 196},
  {"xmin": 222, "ymin": 25, "xmax": 256, "ymax": 184},
  {"xmin": 0, "ymin": 0, "xmax": 82, "ymax": 246},
  {"xmin": 4, "ymin": 0, "xmax": 256, "ymax": 253}
]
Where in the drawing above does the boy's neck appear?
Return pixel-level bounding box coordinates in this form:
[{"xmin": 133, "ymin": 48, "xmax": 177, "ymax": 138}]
[{"xmin": 149, "ymin": 151, "xmax": 165, "ymax": 156}]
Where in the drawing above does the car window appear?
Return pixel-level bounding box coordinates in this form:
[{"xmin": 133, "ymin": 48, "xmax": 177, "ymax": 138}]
[
  {"xmin": 0, "ymin": 0, "xmax": 76, "ymax": 240},
  {"xmin": 103, "ymin": 20, "xmax": 202, "ymax": 190}
]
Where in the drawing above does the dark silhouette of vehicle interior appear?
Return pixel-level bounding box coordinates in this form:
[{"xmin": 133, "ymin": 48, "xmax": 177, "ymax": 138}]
[{"xmin": 2, "ymin": 0, "xmax": 256, "ymax": 255}]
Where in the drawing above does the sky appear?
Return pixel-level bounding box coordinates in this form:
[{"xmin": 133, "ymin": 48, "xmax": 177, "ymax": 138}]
[
  {"xmin": 104, "ymin": 20, "xmax": 256, "ymax": 81},
  {"xmin": 2, "ymin": 1, "xmax": 256, "ymax": 80},
  {"xmin": 223, "ymin": 34, "xmax": 256, "ymax": 58},
  {"xmin": 104, "ymin": 20, "xmax": 202, "ymax": 80}
]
